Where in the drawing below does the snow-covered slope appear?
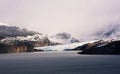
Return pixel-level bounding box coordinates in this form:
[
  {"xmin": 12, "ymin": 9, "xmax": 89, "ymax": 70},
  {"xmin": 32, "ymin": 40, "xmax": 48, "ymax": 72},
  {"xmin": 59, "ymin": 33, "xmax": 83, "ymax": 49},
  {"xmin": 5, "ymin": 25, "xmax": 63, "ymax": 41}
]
[
  {"xmin": 49, "ymin": 32, "xmax": 79, "ymax": 44},
  {"xmin": 17, "ymin": 34, "xmax": 50, "ymax": 42},
  {"xmin": 1, "ymin": 34, "xmax": 50, "ymax": 45},
  {"xmin": 0, "ymin": 24, "xmax": 39, "ymax": 37},
  {"xmin": 0, "ymin": 23, "xmax": 50, "ymax": 46}
]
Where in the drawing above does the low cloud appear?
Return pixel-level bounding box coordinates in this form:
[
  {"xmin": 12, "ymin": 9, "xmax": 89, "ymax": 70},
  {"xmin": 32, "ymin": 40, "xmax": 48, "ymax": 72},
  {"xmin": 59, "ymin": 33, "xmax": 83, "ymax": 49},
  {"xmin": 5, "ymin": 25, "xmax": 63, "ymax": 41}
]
[{"xmin": 0, "ymin": 0, "xmax": 120, "ymax": 38}]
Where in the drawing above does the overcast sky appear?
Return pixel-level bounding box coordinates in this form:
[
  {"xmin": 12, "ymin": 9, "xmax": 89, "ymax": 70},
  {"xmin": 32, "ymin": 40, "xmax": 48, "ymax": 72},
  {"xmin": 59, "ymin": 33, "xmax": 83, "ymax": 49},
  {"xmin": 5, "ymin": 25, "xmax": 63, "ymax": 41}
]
[{"xmin": 0, "ymin": 0, "xmax": 120, "ymax": 38}]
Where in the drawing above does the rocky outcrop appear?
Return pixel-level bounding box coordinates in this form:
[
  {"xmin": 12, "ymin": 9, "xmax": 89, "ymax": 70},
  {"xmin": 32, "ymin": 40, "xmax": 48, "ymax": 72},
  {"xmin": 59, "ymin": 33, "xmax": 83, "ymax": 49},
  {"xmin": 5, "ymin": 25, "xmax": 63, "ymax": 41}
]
[
  {"xmin": 0, "ymin": 37, "xmax": 51, "ymax": 53},
  {"xmin": 0, "ymin": 41, "xmax": 34, "ymax": 53},
  {"xmin": 74, "ymin": 40, "xmax": 120, "ymax": 54},
  {"xmin": 25, "ymin": 40, "xmax": 50, "ymax": 47}
]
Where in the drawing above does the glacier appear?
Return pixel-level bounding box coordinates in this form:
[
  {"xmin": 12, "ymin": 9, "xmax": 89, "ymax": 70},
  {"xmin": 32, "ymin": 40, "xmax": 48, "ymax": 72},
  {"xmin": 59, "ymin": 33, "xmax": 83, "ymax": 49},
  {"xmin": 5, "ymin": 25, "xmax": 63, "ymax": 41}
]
[{"xmin": 34, "ymin": 40, "xmax": 98, "ymax": 51}]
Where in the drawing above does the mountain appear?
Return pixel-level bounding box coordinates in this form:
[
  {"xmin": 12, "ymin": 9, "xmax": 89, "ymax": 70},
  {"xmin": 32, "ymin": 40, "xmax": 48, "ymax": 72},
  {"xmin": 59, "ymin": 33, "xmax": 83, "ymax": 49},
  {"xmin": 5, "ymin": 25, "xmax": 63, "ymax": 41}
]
[
  {"xmin": 0, "ymin": 25, "xmax": 40, "ymax": 38},
  {"xmin": 0, "ymin": 24, "xmax": 51, "ymax": 53},
  {"xmin": 80, "ymin": 24, "xmax": 120, "ymax": 41},
  {"xmin": 73, "ymin": 24, "xmax": 120, "ymax": 54},
  {"xmin": 93, "ymin": 24, "xmax": 120, "ymax": 39},
  {"xmin": 49, "ymin": 32, "xmax": 79, "ymax": 44}
]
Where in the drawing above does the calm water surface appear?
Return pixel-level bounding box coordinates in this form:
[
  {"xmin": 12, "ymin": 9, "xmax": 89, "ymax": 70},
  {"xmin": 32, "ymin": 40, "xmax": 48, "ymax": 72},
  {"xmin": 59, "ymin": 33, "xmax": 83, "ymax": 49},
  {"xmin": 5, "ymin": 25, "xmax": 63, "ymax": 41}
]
[{"xmin": 0, "ymin": 51, "xmax": 120, "ymax": 74}]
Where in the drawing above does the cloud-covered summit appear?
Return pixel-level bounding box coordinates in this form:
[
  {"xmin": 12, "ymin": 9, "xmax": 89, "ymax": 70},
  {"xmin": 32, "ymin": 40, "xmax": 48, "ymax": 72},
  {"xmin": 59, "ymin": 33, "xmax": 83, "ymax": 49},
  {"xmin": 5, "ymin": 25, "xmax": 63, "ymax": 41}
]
[
  {"xmin": 94, "ymin": 24, "xmax": 120, "ymax": 39},
  {"xmin": 0, "ymin": 0, "xmax": 120, "ymax": 38},
  {"xmin": 0, "ymin": 24, "xmax": 39, "ymax": 37}
]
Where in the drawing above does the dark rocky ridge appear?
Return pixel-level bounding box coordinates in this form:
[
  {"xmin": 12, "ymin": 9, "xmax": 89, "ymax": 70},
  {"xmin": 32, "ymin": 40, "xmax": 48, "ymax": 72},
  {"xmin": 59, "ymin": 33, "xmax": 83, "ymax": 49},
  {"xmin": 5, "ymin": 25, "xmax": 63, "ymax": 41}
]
[
  {"xmin": 0, "ymin": 39, "xmax": 51, "ymax": 53},
  {"xmin": 0, "ymin": 41, "xmax": 34, "ymax": 53},
  {"xmin": 73, "ymin": 40, "xmax": 120, "ymax": 54}
]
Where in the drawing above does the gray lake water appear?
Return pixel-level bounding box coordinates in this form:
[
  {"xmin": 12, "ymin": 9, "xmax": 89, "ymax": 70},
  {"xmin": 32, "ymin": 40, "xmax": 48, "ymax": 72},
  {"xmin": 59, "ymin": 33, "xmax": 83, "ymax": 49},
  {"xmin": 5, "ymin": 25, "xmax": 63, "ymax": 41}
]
[{"xmin": 0, "ymin": 51, "xmax": 120, "ymax": 74}]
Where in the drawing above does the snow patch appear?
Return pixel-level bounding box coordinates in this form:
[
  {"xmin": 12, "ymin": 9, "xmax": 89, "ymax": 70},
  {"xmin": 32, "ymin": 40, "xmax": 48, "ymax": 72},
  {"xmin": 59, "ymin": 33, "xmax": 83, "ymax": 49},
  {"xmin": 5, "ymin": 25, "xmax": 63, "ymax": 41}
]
[{"xmin": 0, "ymin": 22, "xmax": 8, "ymax": 26}]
